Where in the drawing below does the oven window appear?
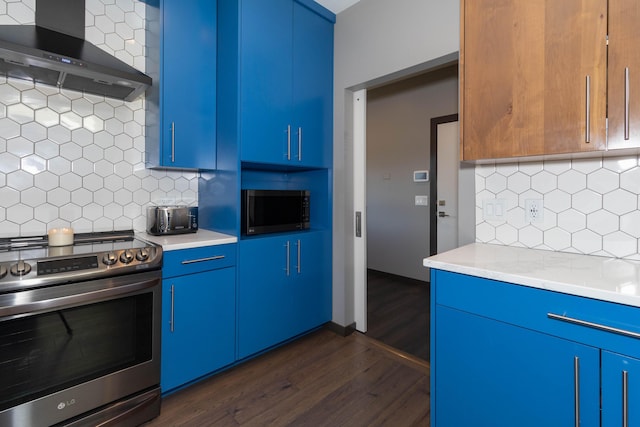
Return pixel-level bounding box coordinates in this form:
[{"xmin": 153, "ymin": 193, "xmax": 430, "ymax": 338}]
[{"xmin": 0, "ymin": 293, "xmax": 153, "ymax": 412}]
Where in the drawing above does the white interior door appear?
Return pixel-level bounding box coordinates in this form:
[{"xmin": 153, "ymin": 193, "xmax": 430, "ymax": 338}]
[{"xmin": 436, "ymin": 121, "xmax": 459, "ymax": 253}]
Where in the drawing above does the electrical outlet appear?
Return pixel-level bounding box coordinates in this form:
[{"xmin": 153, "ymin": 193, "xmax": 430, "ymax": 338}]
[
  {"xmin": 415, "ymin": 195, "xmax": 428, "ymax": 206},
  {"xmin": 525, "ymin": 199, "xmax": 543, "ymax": 223}
]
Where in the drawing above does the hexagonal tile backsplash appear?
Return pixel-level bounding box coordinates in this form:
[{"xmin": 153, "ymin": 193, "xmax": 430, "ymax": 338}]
[
  {"xmin": 0, "ymin": 1, "xmax": 198, "ymax": 237},
  {"xmin": 476, "ymin": 156, "xmax": 640, "ymax": 260}
]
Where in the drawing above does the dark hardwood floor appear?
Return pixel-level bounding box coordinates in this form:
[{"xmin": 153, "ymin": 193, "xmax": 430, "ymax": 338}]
[
  {"xmin": 145, "ymin": 329, "xmax": 429, "ymax": 426},
  {"xmin": 366, "ymin": 269, "xmax": 430, "ymax": 361}
]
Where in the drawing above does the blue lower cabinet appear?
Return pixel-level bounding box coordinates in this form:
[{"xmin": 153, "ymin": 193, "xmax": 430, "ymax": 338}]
[
  {"xmin": 431, "ymin": 270, "xmax": 640, "ymax": 427},
  {"xmin": 601, "ymin": 351, "xmax": 640, "ymax": 425},
  {"xmin": 238, "ymin": 231, "xmax": 330, "ymax": 359},
  {"xmin": 434, "ymin": 305, "xmax": 599, "ymax": 427},
  {"xmin": 161, "ymin": 266, "xmax": 236, "ymax": 393}
]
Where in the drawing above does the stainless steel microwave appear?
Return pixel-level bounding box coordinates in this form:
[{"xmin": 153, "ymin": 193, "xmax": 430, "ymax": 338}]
[{"xmin": 241, "ymin": 189, "xmax": 310, "ymax": 235}]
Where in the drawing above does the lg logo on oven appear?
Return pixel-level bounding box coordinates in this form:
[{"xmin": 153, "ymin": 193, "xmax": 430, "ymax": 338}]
[{"xmin": 57, "ymin": 399, "xmax": 76, "ymax": 410}]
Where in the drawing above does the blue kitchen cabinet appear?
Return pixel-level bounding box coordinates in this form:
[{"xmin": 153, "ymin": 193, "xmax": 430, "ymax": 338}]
[
  {"xmin": 431, "ymin": 269, "xmax": 640, "ymax": 427},
  {"xmin": 602, "ymin": 352, "xmax": 640, "ymax": 426},
  {"xmin": 145, "ymin": 0, "xmax": 217, "ymax": 169},
  {"xmin": 236, "ymin": 0, "xmax": 334, "ymax": 168},
  {"xmin": 161, "ymin": 245, "xmax": 236, "ymax": 393},
  {"xmin": 435, "ymin": 305, "xmax": 600, "ymax": 427},
  {"xmin": 238, "ymin": 230, "xmax": 330, "ymax": 359}
]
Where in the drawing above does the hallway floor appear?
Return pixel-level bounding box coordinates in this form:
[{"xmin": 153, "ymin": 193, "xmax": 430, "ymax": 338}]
[{"xmin": 366, "ymin": 269, "xmax": 430, "ymax": 361}]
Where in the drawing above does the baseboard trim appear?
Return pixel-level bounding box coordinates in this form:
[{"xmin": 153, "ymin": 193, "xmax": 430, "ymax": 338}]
[{"xmin": 325, "ymin": 321, "xmax": 356, "ymax": 337}]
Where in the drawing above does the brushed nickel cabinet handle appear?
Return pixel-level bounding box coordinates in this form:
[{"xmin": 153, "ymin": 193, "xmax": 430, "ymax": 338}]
[
  {"xmin": 287, "ymin": 125, "xmax": 291, "ymax": 161},
  {"xmin": 623, "ymin": 370, "xmax": 629, "ymax": 427},
  {"xmin": 181, "ymin": 255, "xmax": 225, "ymax": 264},
  {"xmin": 625, "ymin": 67, "xmax": 630, "ymax": 141},
  {"xmin": 585, "ymin": 75, "xmax": 591, "ymax": 144},
  {"xmin": 297, "ymin": 127, "xmax": 302, "ymax": 161},
  {"xmin": 296, "ymin": 239, "xmax": 301, "ymax": 274},
  {"xmin": 171, "ymin": 121, "xmax": 176, "ymax": 162},
  {"xmin": 170, "ymin": 284, "xmax": 175, "ymax": 332},
  {"xmin": 574, "ymin": 356, "xmax": 580, "ymax": 427},
  {"xmin": 548, "ymin": 312, "xmax": 640, "ymax": 339},
  {"xmin": 284, "ymin": 241, "xmax": 290, "ymax": 276}
]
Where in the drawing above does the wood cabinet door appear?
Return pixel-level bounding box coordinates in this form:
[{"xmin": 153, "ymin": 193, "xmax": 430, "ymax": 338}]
[
  {"xmin": 461, "ymin": 0, "xmax": 607, "ymax": 160},
  {"xmin": 607, "ymin": 0, "xmax": 640, "ymax": 150},
  {"xmin": 434, "ymin": 305, "xmax": 600, "ymax": 427}
]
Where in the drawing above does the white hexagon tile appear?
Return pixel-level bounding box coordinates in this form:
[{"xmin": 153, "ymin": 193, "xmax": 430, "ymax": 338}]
[
  {"xmin": 0, "ymin": 1, "xmax": 198, "ymax": 237},
  {"xmin": 477, "ymin": 155, "xmax": 640, "ymax": 260}
]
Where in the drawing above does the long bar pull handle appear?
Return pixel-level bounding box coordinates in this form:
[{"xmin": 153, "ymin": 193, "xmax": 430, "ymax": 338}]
[
  {"xmin": 171, "ymin": 122, "xmax": 176, "ymax": 162},
  {"xmin": 181, "ymin": 255, "xmax": 225, "ymax": 265},
  {"xmin": 623, "ymin": 370, "xmax": 629, "ymax": 427},
  {"xmin": 297, "ymin": 127, "xmax": 302, "ymax": 161},
  {"xmin": 585, "ymin": 75, "xmax": 591, "ymax": 143},
  {"xmin": 296, "ymin": 239, "xmax": 301, "ymax": 274},
  {"xmin": 284, "ymin": 241, "xmax": 290, "ymax": 276},
  {"xmin": 287, "ymin": 125, "xmax": 291, "ymax": 161},
  {"xmin": 548, "ymin": 313, "xmax": 640, "ymax": 339},
  {"xmin": 574, "ymin": 356, "xmax": 580, "ymax": 427},
  {"xmin": 170, "ymin": 284, "xmax": 175, "ymax": 333},
  {"xmin": 355, "ymin": 211, "xmax": 362, "ymax": 237},
  {"xmin": 625, "ymin": 67, "xmax": 630, "ymax": 141}
]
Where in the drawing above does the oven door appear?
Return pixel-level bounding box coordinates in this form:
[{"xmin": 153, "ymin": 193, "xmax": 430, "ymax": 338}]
[{"xmin": 0, "ymin": 269, "xmax": 161, "ymax": 427}]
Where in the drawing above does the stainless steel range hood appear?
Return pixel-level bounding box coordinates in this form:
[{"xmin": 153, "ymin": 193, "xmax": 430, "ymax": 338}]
[{"xmin": 0, "ymin": 0, "xmax": 151, "ymax": 102}]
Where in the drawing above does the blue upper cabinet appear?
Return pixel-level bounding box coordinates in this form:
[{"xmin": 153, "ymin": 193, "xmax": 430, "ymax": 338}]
[
  {"xmin": 146, "ymin": 0, "xmax": 217, "ymax": 170},
  {"xmin": 238, "ymin": 0, "xmax": 334, "ymax": 168}
]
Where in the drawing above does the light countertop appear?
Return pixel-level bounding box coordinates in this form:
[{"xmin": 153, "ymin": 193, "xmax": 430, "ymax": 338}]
[
  {"xmin": 140, "ymin": 229, "xmax": 237, "ymax": 251},
  {"xmin": 424, "ymin": 243, "xmax": 640, "ymax": 308}
]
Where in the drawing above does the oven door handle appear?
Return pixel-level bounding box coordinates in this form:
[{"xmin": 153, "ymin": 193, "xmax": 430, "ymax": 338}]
[{"xmin": 0, "ymin": 271, "xmax": 161, "ymax": 320}]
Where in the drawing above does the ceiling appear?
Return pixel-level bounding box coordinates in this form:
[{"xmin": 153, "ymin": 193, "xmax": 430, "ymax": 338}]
[{"xmin": 314, "ymin": 0, "xmax": 360, "ymax": 14}]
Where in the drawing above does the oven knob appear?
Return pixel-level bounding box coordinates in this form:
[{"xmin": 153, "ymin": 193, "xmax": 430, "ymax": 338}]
[
  {"xmin": 102, "ymin": 252, "xmax": 118, "ymax": 266},
  {"xmin": 120, "ymin": 250, "xmax": 134, "ymax": 264},
  {"xmin": 136, "ymin": 248, "xmax": 150, "ymax": 261},
  {"xmin": 0, "ymin": 265, "xmax": 7, "ymax": 279},
  {"xmin": 10, "ymin": 260, "xmax": 32, "ymax": 276}
]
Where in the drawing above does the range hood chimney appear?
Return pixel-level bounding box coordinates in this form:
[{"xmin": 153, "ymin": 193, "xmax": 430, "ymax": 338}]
[{"xmin": 0, "ymin": 0, "xmax": 151, "ymax": 101}]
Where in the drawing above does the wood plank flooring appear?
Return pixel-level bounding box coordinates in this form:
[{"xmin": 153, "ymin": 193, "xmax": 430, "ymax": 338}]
[
  {"xmin": 366, "ymin": 269, "xmax": 430, "ymax": 361},
  {"xmin": 144, "ymin": 329, "xmax": 429, "ymax": 426}
]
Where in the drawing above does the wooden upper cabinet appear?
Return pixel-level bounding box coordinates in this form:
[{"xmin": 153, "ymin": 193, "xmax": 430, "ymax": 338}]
[
  {"xmin": 461, "ymin": 0, "xmax": 607, "ymax": 161},
  {"xmin": 608, "ymin": 0, "xmax": 640, "ymax": 150}
]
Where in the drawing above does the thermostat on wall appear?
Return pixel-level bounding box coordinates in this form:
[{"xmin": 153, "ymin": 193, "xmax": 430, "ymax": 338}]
[{"xmin": 413, "ymin": 170, "xmax": 429, "ymax": 182}]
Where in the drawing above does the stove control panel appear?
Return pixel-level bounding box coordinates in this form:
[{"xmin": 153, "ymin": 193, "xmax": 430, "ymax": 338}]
[{"xmin": 0, "ymin": 244, "xmax": 162, "ymax": 292}]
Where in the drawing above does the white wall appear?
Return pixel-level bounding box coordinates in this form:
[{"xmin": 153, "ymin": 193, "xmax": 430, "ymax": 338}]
[
  {"xmin": 333, "ymin": 0, "xmax": 460, "ymax": 326},
  {"xmin": 366, "ymin": 66, "xmax": 458, "ymax": 281}
]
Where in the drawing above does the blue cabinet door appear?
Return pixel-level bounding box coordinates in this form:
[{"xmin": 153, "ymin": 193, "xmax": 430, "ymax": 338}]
[
  {"xmin": 238, "ymin": 234, "xmax": 293, "ymax": 358},
  {"xmin": 240, "ymin": 0, "xmax": 293, "ymax": 165},
  {"xmin": 434, "ymin": 305, "xmax": 600, "ymax": 427},
  {"xmin": 292, "ymin": 2, "xmax": 333, "ymax": 168},
  {"xmin": 238, "ymin": 231, "xmax": 330, "ymax": 359},
  {"xmin": 239, "ymin": 0, "xmax": 333, "ymax": 167},
  {"xmin": 161, "ymin": 0, "xmax": 216, "ymax": 169},
  {"xmin": 161, "ymin": 267, "xmax": 235, "ymax": 392},
  {"xmin": 602, "ymin": 351, "xmax": 640, "ymax": 426},
  {"xmin": 290, "ymin": 231, "xmax": 331, "ymax": 335}
]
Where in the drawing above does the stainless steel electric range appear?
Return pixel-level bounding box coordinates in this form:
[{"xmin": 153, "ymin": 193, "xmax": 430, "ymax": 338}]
[{"xmin": 0, "ymin": 230, "xmax": 163, "ymax": 427}]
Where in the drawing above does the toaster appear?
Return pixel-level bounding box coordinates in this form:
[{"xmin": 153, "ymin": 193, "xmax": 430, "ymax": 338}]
[{"xmin": 147, "ymin": 206, "xmax": 198, "ymax": 235}]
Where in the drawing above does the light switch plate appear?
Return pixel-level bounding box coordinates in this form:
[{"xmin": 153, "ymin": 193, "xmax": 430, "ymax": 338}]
[
  {"xmin": 483, "ymin": 199, "xmax": 506, "ymax": 221},
  {"xmin": 415, "ymin": 195, "xmax": 428, "ymax": 206}
]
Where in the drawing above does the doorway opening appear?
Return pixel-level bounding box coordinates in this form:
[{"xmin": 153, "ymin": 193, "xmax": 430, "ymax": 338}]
[{"xmin": 360, "ymin": 66, "xmax": 465, "ymax": 360}]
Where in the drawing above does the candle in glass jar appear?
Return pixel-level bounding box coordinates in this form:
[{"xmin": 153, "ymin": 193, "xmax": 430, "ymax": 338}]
[{"xmin": 48, "ymin": 227, "xmax": 74, "ymax": 246}]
